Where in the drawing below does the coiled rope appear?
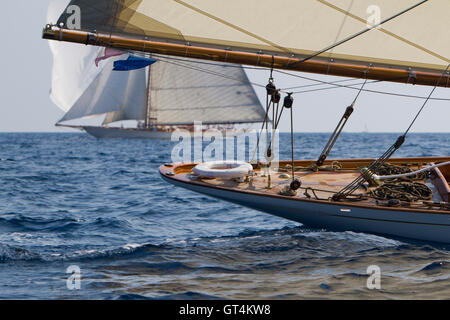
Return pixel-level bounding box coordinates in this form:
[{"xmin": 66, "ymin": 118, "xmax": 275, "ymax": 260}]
[
  {"xmin": 371, "ymin": 163, "xmax": 426, "ymax": 182},
  {"xmin": 369, "ymin": 182, "xmax": 432, "ymax": 202},
  {"xmin": 373, "ymin": 161, "xmax": 450, "ymax": 181},
  {"xmin": 333, "ymin": 63, "xmax": 450, "ymax": 201}
]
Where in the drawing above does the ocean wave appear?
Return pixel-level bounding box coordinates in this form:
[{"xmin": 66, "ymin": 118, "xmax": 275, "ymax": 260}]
[
  {"xmin": 417, "ymin": 261, "xmax": 450, "ymax": 273},
  {"xmin": 152, "ymin": 291, "xmax": 223, "ymax": 300},
  {"xmin": 62, "ymin": 156, "xmax": 92, "ymax": 161},
  {"xmin": 0, "ymin": 242, "xmax": 167, "ymax": 264},
  {"xmin": 66, "ymin": 243, "xmax": 168, "ymax": 262},
  {"xmin": 0, "ymin": 214, "xmax": 81, "ymax": 233},
  {"xmin": 0, "ymin": 244, "xmax": 42, "ymax": 263},
  {"xmin": 17, "ymin": 175, "xmax": 51, "ymax": 182},
  {"xmin": 1, "ymin": 132, "xmax": 450, "ymax": 299},
  {"xmin": 112, "ymin": 169, "xmax": 132, "ymax": 176},
  {"xmin": 116, "ymin": 291, "xmax": 222, "ymax": 300}
]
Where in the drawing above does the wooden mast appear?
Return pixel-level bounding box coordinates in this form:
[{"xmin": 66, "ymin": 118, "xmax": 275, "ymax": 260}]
[{"xmin": 43, "ymin": 27, "xmax": 450, "ymax": 88}]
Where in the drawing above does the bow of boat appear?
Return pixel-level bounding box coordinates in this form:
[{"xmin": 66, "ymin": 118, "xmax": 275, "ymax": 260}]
[{"xmin": 160, "ymin": 157, "xmax": 450, "ymax": 243}]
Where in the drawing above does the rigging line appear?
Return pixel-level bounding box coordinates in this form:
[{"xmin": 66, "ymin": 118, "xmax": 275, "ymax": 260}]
[
  {"xmin": 127, "ymin": 41, "xmax": 447, "ymax": 89},
  {"xmin": 290, "ymin": 79, "xmax": 379, "ymax": 92},
  {"xmin": 252, "ymin": 77, "xmax": 278, "ymax": 163},
  {"xmin": 150, "ymin": 50, "xmax": 378, "ymax": 78},
  {"xmin": 287, "ymin": 0, "xmax": 428, "ymax": 68},
  {"xmin": 154, "ymin": 56, "xmax": 268, "ymax": 89},
  {"xmin": 123, "ymin": 1, "xmax": 433, "ymax": 80},
  {"xmin": 274, "ymin": 69, "xmax": 450, "ymax": 101},
  {"xmin": 275, "ymin": 69, "xmax": 403, "ymax": 87},
  {"xmin": 150, "ymin": 53, "xmax": 374, "ymax": 78},
  {"xmin": 151, "ymin": 52, "xmax": 372, "ymax": 92},
  {"xmin": 283, "ymin": 93, "xmax": 300, "ymax": 191},
  {"xmin": 154, "ymin": 53, "xmax": 371, "ymax": 92},
  {"xmin": 292, "ymin": 85, "xmax": 450, "ymax": 101},
  {"xmin": 174, "ymin": 0, "xmax": 294, "ymax": 56},
  {"xmin": 351, "ymin": 73, "xmax": 369, "ymax": 105},
  {"xmin": 326, "ymin": 0, "xmax": 355, "ymax": 60},
  {"xmin": 289, "ymin": 105, "xmax": 295, "ymax": 181},
  {"xmin": 150, "ymin": 49, "xmax": 447, "ymax": 92},
  {"xmin": 155, "ymin": 55, "xmax": 365, "ymax": 96},
  {"xmin": 316, "ymin": 71, "xmax": 369, "ymax": 167},
  {"xmin": 156, "ymin": 57, "xmax": 244, "ymax": 81},
  {"xmin": 404, "ymin": 64, "xmax": 450, "ymax": 135},
  {"xmin": 149, "ymin": 53, "xmax": 269, "ymax": 70},
  {"xmin": 149, "ymin": 52, "xmax": 450, "ymax": 101},
  {"xmin": 107, "ymin": 0, "xmax": 121, "ymax": 46},
  {"xmin": 267, "ymin": 92, "xmax": 282, "ymax": 154},
  {"xmin": 282, "ymin": 78, "xmax": 366, "ymax": 90},
  {"xmin": 143, "ymin": 51, "xmax": 450, "ymax": 101},
  {"xmin": 291, "ymin": 79, "xmax": 381, "ymax": 92},
  {"xmin": 251, "ymin": 96, "xmax": 273, "ymax": 162},
  {"xmin": 333, "ymin": 64, "xmax": 450, "ymax": 201},
  {"xmin": 318, "ymin": 0, "xmax": 449, "ymax": 65}
]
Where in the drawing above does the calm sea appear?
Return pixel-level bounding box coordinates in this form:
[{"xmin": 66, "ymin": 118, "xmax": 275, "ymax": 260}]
[{"xmin": 0, "ymin": 132, "xmax": 449, "ymax": 299}]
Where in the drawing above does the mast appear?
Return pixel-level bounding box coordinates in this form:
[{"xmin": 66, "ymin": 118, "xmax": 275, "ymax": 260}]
[
  {"xmin": 42, "ymin": 26, "xmax": 450, "ymax": 88},
  {"xmin": 144, "ymin": 65, "xmax": 152, "ymax": 129}
]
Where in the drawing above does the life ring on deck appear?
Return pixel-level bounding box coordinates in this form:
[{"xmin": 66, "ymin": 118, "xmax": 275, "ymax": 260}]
[{"xmin": 193, "ymin": 161, "xmax": 253, "ymax": 179}]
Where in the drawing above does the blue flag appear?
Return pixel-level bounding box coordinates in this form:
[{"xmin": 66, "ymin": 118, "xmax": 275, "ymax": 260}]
[{"xmin": 113, "ymin": 56, "xmax": 157, "ymax": 71}]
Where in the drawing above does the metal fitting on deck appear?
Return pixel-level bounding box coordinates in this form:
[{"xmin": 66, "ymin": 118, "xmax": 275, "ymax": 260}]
[{"xmin": 360, "ymin": 167, "xmax": 381, "ymax": 187}]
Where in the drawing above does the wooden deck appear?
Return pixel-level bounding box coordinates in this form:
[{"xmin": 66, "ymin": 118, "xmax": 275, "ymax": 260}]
[{"xmin": 160, "ymin": 157, "xmax": 450, "ymax": 214}]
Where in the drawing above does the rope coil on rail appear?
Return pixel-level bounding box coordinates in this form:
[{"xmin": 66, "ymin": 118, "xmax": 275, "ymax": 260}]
[
  {"xmin": 371, "ymin": 163, "xmax": 426, "ymax": 181},
  {"xmin": 357, "ymin": 163, "xmax": 432, "ymax": 203},
  {"xmin": 369, "ymin": 182, "xmax": 432, "ymax": 202}
]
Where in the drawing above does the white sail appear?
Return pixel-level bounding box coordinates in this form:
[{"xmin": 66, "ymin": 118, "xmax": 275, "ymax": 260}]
[
  {"xmin": 48, "ymin": 1, "xmax": 265, "ymax": 126},
  {"xmin": 102, "ymin": 69, "xmax": 148, "ymax": 125},
  {"xmin": 58, "ymin": 63, "xmax": 148, "ymax": 123},
  {"xmin": 150, "ymin": 58, "xmax": 266, "ymax": 126},
  {"xmin": 48, "ymin": 0, "xmax": 148, "ymax": 123},
  {"xmin": 47, "ymin": 0, "xmax": 103, "ymax": 113},
  {"xmin": 55, "ymin": 0, "xmax": 449, "ymax": 74}
]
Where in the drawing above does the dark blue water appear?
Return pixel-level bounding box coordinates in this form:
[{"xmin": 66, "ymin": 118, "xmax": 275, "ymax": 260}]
[{"xmin": 0, "ymin": 132, "xmax": 449, "ymax": 299}]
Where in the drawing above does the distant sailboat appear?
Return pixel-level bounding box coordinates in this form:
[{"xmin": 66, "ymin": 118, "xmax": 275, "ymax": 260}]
[{"xmin": 47, "ymin": 1, "xmax": 266, "ymax": 139}]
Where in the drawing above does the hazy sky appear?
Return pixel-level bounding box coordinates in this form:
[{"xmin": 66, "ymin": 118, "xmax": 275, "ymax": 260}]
[{"xmin": 0, "ymin": 1, "xmax": 448, "ymax": 132}]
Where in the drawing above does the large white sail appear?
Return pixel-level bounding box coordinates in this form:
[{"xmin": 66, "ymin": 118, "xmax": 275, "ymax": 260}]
[
  {"xmin": 149, "ymin": 58, "xmax": 266, "ymax": 126},
  {"xmin": 48, "ymin": 0, "xmax": 148, "ymax": 124},
  {"xmin": 55, "ymin": 0, "xmax": 449, "ymax": 74}
]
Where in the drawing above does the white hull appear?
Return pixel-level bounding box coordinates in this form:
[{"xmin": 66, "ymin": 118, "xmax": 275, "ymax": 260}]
[
  {"xmin": 83, "ymin": 126, "xmax": 173, "ymax": 139},
  {"xmin": 162, "ymin": 175, "xmax": 450, "ymax": 244},
  {"xmin": 83, "ymin": 126, "xmax": 251, "ymax": 139}
]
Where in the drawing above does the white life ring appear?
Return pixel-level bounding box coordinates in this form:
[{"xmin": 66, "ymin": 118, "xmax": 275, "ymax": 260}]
[{"xmin": 193, "ymin": 161, "xmax": 253, "ymax": 179}]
